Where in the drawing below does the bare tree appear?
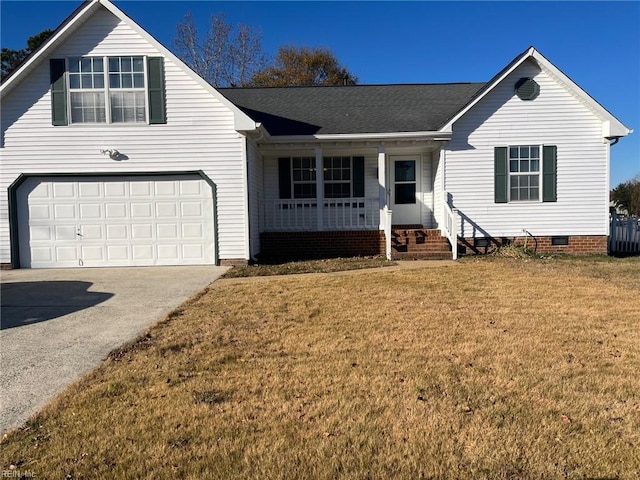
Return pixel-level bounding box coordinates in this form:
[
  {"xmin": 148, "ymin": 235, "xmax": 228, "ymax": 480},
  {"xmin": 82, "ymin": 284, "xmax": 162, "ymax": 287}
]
[{"xmin": 174, "ymin": 12, "xmax": 266, "ymax": 87}]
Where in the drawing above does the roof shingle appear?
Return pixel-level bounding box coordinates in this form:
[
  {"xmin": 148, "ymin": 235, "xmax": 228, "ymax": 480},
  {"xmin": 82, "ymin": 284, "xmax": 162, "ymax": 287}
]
[{"xmin": 219, "ymin": 83, "xmax": 486, "ymax": 136}]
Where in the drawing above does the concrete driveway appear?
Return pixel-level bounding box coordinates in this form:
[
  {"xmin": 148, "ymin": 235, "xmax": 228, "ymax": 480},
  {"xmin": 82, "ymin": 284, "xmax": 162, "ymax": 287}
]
[{"xmin": 0, "ymin": 266, "xmax": 227, "ymax": 434}]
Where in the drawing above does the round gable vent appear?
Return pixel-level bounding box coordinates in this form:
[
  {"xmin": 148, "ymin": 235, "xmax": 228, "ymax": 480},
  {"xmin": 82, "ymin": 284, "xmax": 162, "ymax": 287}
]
[{"xmin": 515, "ymin": 77, "xmax": 540, "ymax": 100}]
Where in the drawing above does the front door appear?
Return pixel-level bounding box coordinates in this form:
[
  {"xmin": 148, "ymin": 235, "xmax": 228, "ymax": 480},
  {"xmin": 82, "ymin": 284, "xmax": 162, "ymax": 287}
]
[{"xmin": 390, "ymin": 157, "xmax": 421, "ymax": 225}]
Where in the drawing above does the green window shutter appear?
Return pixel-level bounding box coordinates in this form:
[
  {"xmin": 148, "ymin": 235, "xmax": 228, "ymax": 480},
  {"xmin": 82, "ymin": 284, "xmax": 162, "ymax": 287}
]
[
  {"xmin": 543, "ymin": 145, "xmax": 557, "ymax": 202},
  {"xmin": 494, "ymin": 147, "xmax": 508, "ymax": 203},
  {"xmin": 50, "ymin": 59, "xmax": 67, "ymax": 126},
  {"xmin": 352, "ymin": 156, "xmax": 365, "ymax": 198},
  {"xmin": 278, "ymin": 158, "xmax": 292, "ymax": 199},
  {"xmin": 147, "ymin": 57, "xmax": 166, "ymax": 124}
]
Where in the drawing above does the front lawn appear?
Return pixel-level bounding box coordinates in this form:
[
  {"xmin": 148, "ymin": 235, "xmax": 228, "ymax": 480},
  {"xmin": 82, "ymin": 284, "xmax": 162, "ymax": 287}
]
[{"xmin": 1, "ymin": 256, "xmax": 639, "ymax": 479}]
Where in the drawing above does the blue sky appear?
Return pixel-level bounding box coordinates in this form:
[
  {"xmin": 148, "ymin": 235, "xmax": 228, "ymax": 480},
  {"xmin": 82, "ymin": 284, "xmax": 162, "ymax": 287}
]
[{"xmin": 1, "ymin": 1, "xmax": 639, "ymax": 187}]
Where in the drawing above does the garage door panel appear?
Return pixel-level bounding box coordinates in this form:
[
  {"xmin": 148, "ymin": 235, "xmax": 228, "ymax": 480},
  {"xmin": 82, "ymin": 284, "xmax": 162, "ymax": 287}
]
[
  {"xmin": 105, "ymin": 182, "xmax": 126, "ymax": 197},
  {"xmin": 106, "ymin": 245, "xmax": 128, "ymax": 262},
  {"xmin": 132, "ymin": 245, "xmax": 153, "ymax": 260},
  {"xmin": 79, "ymin": 182, "xmax": 101, "ymax": 197},
  {"xmin": 131, "ymin": 203, "xmax": 152, "ymax": 218},
  {"xmin": 54, "ymin": 204, "xmax": 75, "ymax": 219},
  {"xmin": 130, "ymin": 181, "xmax": 152, "ymax": 196},
  {"xmin": 52, "ymin": 183, "xmax": 74, "ymax": 198},
  {"xmin": 18, "ymin": 175, "xmax": 215, "ymax": 268},
  {"xmin": 55, "ymin": 226, "xmax": 76, "ymax": 241},
  {"xmin": 82, "ymin": 246, "xmax": 105, "ymax": 262},
  {"xmin": 183, "ymin": 244, "xmax": 204, "ymax": 259},
  {"xmin": 31, "ymin": 247, "xmax": 53, "ymax": 263},
  {"xmin": 132, "ymin": 224, "xmax": 153, "ymax": 239},
  {"xmin": 106, "ymin": 225, "xmax": 128, "ymax": 240},
  {"xmin": 105, "ymin": 203, "xmax": 127, "ymax": 218},
  {"xmin": 182, "ymin": 223, "xmax": 203, "ymax": 238},
  {"xmin": 155, "ymin": 182, "xmax": 177, "ymax": 196},
  {"xmin": 80, "ymin": 225, "xmax": 104, "ymax": 240},
  {"xmin": 181, "ymin": 202, "xmax": 202, "ymax": 216},
  {"xmin": 157, "ymin": 224, "xmax": 178, "ymax": 239},
  {"xmin": 79, "ymin": 204, "xmax": 102, "ymax": 220},
  {"xmin": 158, "ymin": 244, "xmax": 179, "ymax": 260},
  {"xmin": 56, "ymin": 246, "xmax": 78, "ymax": 262},
  {"xmin": 156, "ymin": 202, "xmax": 178, "ymax": 217},
  {"xmin": 180, "ymin": 179, "xmax": 203, "ymax": 196}
]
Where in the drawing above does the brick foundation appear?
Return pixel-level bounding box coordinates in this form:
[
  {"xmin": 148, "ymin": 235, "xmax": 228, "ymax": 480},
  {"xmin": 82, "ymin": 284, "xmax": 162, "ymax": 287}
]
[
  {"xmin": 260, "ymin": 230, "xmax": 385, "ymax": 260},
  {"xmin": 458, "ymin": 235, "xmax": 608, "ymax": 256}
]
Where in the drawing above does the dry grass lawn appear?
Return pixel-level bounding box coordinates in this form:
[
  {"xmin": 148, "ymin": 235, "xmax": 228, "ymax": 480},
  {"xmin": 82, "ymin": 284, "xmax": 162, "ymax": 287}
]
[{"xmin": 2, "ymin": 256, "xmax": 639, "ymax": 479}]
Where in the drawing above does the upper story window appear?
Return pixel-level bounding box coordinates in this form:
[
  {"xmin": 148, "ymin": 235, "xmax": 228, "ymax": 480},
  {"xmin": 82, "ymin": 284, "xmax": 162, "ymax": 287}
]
[
  {"xmin": 49, "ymin": 56, "xmax": 166, "ymax": 126},
  {"xmin": 68, "ymin": 56, "xmax": 146, "ymax": 124}
]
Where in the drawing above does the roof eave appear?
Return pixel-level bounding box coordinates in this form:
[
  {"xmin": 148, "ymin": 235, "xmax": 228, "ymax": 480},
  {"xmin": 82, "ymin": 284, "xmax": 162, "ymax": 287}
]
[
  {"xmin": 265, "ymin": 131, "xmax": 452, "ymax": 143},
  {"xmin": 0, "ymin": 1, "xmax": 98, "ymax": 96}
]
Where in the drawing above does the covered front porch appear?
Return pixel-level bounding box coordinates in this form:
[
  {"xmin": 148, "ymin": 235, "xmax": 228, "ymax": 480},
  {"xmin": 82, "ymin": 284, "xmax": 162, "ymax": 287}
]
[{"xmin": 253, "ymin": 136, "xmax": 460, "ymax": 260}]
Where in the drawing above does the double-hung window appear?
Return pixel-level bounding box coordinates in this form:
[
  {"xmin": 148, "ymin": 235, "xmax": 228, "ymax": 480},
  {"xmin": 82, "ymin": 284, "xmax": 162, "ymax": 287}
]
[
  {"xmin": 50, "ymin": 56, "xmax": 165, "ymax": 126},
  {"xmin": 291, "ymin": 157, "xmax": 317, "ymax": 199},
  {"xmin": 108, "ymin": 56, "xmax": 146, "ymax": 123},
  {"xmin": 495, "ymin": 145, "xmax": 557, "ymax": 203},
  {"xmin": 68, "ymin": 57, "xmax": 106, "ymax": 123},
  {"xmin": 68, "ymin": 56, "xmax": 146, "ymax": 124},
  {"xmin": 509, "ymin": 145, "xmax": 540, "ymax": 201},
  {"xmin": 323, "ymin": 156, "xmax": 352, "ymax": 198},
  {"xmin": 278, "ymin": 156, "xmax": 365, "ymax": 200}
]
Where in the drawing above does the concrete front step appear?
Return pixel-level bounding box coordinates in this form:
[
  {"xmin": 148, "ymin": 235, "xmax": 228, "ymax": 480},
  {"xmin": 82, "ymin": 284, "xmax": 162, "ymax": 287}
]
[{"xmin": 391, "ymin": 251, "xmax": 453, "ymax": 260}]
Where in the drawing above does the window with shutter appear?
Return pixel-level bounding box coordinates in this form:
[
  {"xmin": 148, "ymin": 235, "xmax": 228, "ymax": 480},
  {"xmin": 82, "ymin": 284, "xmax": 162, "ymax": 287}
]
[
  {"xmin": 51, "ymin": 56, "xmax": 166, "ymax": 125},
  {"xmin": 495, "ymin": 145, "xmax": 557, "ymax": 203}
]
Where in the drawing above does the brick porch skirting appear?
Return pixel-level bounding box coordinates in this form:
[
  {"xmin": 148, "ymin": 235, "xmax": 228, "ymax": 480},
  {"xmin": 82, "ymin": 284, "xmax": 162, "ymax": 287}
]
[
  {"xmin": 260, "ymin": 231, "xmax": 386, "ymax": 260},
  {"xmin": 458, "ymin": 235, "xmax": 608, "ymax": 255}
]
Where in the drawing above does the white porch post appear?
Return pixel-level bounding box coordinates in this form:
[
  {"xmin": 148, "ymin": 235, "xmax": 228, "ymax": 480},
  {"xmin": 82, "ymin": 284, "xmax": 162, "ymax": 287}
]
[
  {"xmin": 315, "ymin": 146, "xmax": 324, "ymax": 231},
  {"xmin": 378, "ymin": 146, "xmax": 393, "ymax": 260},
  {"xmin": 378, "ymin": 146, "xmax": 387, "ymax": 229}
]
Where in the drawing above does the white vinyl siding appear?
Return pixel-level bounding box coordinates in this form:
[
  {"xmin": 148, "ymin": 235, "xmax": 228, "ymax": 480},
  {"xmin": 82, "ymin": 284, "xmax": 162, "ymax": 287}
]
[
  {"xmin": 444, "ymin": 59, "xmax": 608, "ymax": 238},
  {"xmin": 1, "ymin": 6, "xmax": 249, "ymax": 263},
  {"xmin": 246, "ymin": 139, "xmax": 263, "ymax": 259}
]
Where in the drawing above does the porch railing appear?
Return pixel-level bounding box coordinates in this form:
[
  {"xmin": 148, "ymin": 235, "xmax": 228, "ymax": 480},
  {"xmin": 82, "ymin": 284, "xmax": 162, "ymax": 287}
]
[
  {"xmin": 443, "ymin": 201, "xmax": 459, "ymax": 260},
  {"xmin": 265, "ymin": 197, "xmax": 380, "ymax": 231}
]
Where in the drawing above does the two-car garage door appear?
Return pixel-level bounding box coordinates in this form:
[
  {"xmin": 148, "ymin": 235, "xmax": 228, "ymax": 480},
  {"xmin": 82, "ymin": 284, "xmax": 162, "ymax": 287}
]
[{"xmin": 17, "ymin": 175, "xmax": 215, "ymax": 268}]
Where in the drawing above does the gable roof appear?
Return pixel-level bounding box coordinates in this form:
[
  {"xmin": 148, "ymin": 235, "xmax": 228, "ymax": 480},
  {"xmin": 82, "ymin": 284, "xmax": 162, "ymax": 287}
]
[
  {"xmin": 440, "ymin": 46, "xmax": 632, "ymax": 138},
  {"xmin": 220, "ymin": 83, "xmax": 485, "ymax": 136},
  {"xmin": 0, "ymin": 0, "xmax": 257, "ymax": 131}
]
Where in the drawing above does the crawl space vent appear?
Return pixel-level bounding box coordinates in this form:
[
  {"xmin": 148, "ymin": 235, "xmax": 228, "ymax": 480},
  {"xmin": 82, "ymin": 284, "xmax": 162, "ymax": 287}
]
[{"xmin": 515, "ymin": 77, "xmax": 540, "ymax": 100}]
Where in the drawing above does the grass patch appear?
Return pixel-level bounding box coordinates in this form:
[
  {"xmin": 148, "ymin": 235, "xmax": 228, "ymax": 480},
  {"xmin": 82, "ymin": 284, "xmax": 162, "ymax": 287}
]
[
  {"xmin": 222, "ymin": 256, "xmax": 395, "ymax": 278},
  {"xmin": 1, "ymin": 257, "xmax": 639, "ymax": 479}
]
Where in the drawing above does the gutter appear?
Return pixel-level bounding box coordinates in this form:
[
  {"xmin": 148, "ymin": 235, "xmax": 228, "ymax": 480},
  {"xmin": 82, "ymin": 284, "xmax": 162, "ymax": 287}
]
[{"xmin": 265, "ymin": 131, "xmax": 452, "ymax": 144}]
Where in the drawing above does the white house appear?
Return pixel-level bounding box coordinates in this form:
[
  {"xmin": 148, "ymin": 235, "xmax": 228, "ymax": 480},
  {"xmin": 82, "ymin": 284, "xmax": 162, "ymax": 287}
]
[{"xmin": 0, "ymin": 0, "xmax": 632, "ymax": 268}]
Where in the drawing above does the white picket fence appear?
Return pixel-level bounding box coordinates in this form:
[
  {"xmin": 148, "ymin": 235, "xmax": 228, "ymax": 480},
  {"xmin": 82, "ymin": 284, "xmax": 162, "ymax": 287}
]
[{"xmin": 609, "ymin": 213, "xmax": 640, "ymax": 254}]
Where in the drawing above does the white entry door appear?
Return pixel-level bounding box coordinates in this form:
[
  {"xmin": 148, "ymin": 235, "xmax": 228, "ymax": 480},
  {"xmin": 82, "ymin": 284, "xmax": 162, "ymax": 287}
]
[
  {"xmin": 17, "ymin": 175, "xmax": 215, "ymax": 268},
  {"xmin": 390, "ymin": 157, "xmax": 421, "ymax": 225}
]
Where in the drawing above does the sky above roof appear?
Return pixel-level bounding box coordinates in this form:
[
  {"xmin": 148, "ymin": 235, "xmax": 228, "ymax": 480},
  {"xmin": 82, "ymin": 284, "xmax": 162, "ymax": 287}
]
[{"xmin": 1, "ymin": 0, "xmax": 638, "ymax": 187}]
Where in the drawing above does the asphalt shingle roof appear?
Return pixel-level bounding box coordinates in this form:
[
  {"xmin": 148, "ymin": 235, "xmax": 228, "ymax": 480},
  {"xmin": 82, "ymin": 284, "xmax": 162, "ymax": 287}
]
[{"xmin": 219, "ymin": 83, "xmax": 486, "ymax": 136}]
